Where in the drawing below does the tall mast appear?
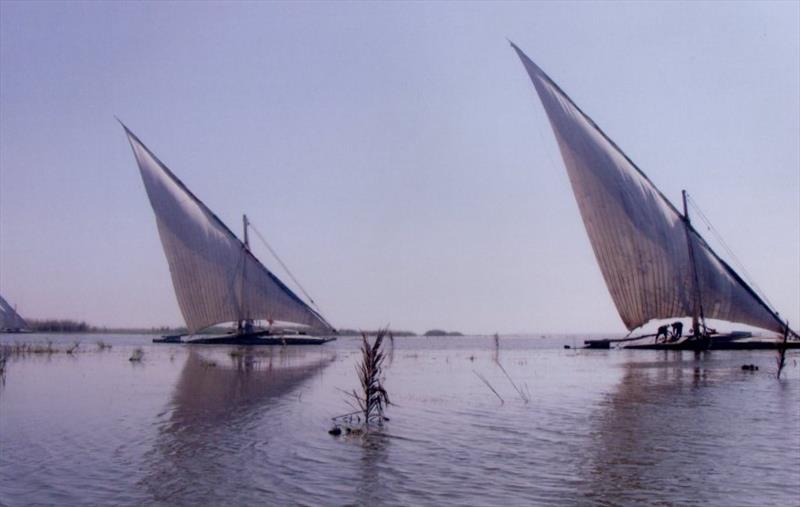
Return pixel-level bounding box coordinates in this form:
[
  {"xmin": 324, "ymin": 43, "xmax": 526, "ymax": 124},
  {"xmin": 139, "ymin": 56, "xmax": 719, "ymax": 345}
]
[
  {"xmin": 243, "ymin": 214, "xmax": 250, "ymax": 249},
  {"xmin": 240, "ymin": 214, "xmax": 252, "ymax": 333},
  {"xmin": 682, "ymin": 190, "xmax": 706, "ymax": 336}
]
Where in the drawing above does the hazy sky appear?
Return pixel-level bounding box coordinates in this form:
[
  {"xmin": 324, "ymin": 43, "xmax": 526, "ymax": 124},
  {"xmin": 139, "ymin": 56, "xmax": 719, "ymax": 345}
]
[{"xmin": 1, "ymin": 1, "xmax": 798, "ymax": 334}]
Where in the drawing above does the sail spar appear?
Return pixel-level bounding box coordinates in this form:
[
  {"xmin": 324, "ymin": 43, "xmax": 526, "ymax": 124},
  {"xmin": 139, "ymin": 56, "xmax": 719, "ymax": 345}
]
[
  {"xmin": 122, "ymin": 125, "xmax": 333, "ymax": 335},
  {"xmin": 511, "ymin": 43, "xmax": 787, "ymax": 334}
]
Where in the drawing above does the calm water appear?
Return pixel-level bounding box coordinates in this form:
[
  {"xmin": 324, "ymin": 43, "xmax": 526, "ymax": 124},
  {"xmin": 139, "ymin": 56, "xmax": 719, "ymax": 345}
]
[{"xmin": 1, "ymin": 334, "xmax": 798, "ymax": 506}]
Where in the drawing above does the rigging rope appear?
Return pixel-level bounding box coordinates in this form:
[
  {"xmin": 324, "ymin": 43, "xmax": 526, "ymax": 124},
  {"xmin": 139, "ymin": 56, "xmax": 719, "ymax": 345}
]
[
  {"xmin": 246, "ymin": 220, "xmax": 324, "ymax": 315},
  {"xmin": 685, "ymin": 193, "xmax": 777, "ymax": 311}
]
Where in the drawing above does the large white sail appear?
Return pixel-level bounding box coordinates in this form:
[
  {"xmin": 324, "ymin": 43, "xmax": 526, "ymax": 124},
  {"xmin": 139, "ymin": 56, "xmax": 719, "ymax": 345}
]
[
  {"xmin": 123, "ymin": 126, "xmax": 333, "ymax": 335},
  {"xmin": 0, "ymin": 294, "xmax": 28, "ymax": 331},
  {"xmin": 512, "ymin": 43, "xmax": 786, "ymax": 334}
]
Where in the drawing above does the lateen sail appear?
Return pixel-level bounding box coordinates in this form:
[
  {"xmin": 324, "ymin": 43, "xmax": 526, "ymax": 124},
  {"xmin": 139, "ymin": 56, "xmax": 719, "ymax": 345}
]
[
  {"xmin": 0, "ymin": 294, "xmax": 28, "ymax": 331},
  {"xmin": 512, "ymin": 43, "xmax": 786, "ymax": 334},
  {"xmin": 123, "ymin": 126, "xmax": 333, "ymax": 335}
]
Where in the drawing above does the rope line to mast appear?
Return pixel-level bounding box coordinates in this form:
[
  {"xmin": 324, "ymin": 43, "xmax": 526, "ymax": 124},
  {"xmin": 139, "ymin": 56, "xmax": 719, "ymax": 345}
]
[
  {"xmin": 685, "ymin": 194, "xmax": 776, "ymax": 311},
  {"xmin": 247, "ymin": 220, "xmax": 324, "ymax": 315}
]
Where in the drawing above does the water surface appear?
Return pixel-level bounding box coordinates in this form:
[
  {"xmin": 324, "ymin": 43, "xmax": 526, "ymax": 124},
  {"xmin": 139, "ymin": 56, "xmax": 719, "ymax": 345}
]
[{"xmin": 1, "ymin": 334, "xmax": 798, "ymax": 506}]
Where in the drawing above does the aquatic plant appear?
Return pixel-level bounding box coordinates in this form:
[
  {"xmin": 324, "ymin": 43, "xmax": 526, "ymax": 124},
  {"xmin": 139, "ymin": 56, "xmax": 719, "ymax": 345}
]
[
  {"xmin": 473, "ymin": 370, "xmax": 503, "ymax": 404},
  {"xmin": 386, "ymin": 330, "xmax": 395, "ymax": 367},
  {"xmin": 96, "ymin": 340, "xmax": 112, "ymax": 351},
  {"xmin": 0, "ymin": 346, "xmax": 9, "ymax": 374},
  {"xmin": 496, "ymin": 361, "xmax": 530, "ymax": 403},
  {"xmin": 4, "ymin": 341, "xmax": 56, "ymax": 356},
  {"xmin": 129, "ymin": 347, "xmax": 144, "ymax": 362},
  {"xmin": 66, "ymin": 341, "xmax": 80, "ymax": 355},
  {"xmin": 331, "ymin": 329, "xmax": 391, "ymax": 434},
  {"xmin": 353, "ymin": 330, "xmax": 391, "ymax": 427},
  {"xmin": 492, "ymin": 334, "xmax": 530, "ymax": 403}
]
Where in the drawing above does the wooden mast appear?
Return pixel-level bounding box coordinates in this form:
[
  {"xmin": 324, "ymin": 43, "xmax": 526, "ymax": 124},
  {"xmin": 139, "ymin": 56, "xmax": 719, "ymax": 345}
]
[
  {"xmin": 682, "ymin": 190, "xmax": 706, "ymax": 337},
  {"xmin": 239, "ymin": 214, "xmax": 252, "ymax": 334}
]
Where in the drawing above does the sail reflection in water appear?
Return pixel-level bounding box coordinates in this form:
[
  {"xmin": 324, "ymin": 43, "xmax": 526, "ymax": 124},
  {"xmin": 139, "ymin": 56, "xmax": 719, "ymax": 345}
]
[{"xmin": 141, "ymin": 348, "xmax": 335, "ymax": 504}]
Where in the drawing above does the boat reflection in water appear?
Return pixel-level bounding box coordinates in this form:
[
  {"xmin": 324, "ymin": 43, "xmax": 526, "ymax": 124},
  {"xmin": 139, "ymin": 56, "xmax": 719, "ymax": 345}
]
[
  {"xmin": 141, "ymin": 348, "xmax": 335, "ymax": 504},
  {"xmin": 579, "ymin": 351, "xmax": 799, "ymax": 506}
]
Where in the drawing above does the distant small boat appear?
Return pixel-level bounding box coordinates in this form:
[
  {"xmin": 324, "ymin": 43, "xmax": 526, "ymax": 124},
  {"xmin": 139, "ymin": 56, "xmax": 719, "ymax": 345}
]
[
  {"xmin": 0, "ymin": 294, "xmax": 28, "ymax": 333},
  {"xmin": 511, "ymin": 43, "xmax": 797, "ymax": 349},
  {"xmin": 121, "ymin": 123, "xmax": 336, "ymax": 345}
]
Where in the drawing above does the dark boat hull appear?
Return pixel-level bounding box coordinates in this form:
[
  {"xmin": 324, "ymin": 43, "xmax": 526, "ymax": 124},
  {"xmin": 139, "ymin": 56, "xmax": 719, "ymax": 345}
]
[
  {"xmin": 153, "ymin": 331, "xmax": 336, "ymax": 346},
  {"xmin": 624, "ymin": 340, "xmax": 800, "ymax": 351},
  {"xmin": 585, "ymin": 331, "xmax": 798, "ymax": 351}
]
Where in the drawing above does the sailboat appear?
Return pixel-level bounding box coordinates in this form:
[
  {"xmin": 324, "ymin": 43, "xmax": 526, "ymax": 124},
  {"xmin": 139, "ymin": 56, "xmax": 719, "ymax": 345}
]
[
  {"xmin": 0, "ymin": 294, "xmax": 28, "ymax": 333},
  {"xmin": 121, "ymin": 123, "xmax": 336, "ymax": 345},
  {"xmin": 511, "ymin": 43, "xmax": 797, "ymax": 350}
]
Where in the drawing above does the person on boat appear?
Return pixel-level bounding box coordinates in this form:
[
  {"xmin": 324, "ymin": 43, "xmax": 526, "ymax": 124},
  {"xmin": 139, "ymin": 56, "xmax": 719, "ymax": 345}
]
[
  {"xmin": 670, "ymin": 321, "xmax": 683, "ymax": 341},
  {"xmin": 656, "ymin": 325, "xmax": 669, "ymax": 343}
]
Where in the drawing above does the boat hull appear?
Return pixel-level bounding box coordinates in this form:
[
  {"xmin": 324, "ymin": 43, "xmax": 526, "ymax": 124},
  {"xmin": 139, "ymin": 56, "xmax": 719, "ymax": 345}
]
[
  {"xmin": 153, "ymin": 331, "xmax": 336, "ymax": 346},
  {"xmin": 585, "ymin": 332, "xmax": 798, "ymax": 351},
  {"xmin": 624, "ymin": 339, "xmax": 800, "ymax": 351}
]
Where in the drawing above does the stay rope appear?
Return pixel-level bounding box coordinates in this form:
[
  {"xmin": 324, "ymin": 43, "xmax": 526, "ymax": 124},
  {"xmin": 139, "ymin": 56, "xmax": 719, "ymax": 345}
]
[
  {"xmin": 685, "ymin": 193, "xmax": 776, "ymax": 311},
  {"xmin": 247, "ymin": 220, "xmax": 325, "ymax": 316}
]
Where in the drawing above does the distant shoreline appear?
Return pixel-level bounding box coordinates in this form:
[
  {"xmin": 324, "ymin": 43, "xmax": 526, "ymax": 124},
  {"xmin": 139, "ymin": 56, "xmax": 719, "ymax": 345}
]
[{"xmin": 13, "ymin": 320, "xmax": 464, "ymax": 338}]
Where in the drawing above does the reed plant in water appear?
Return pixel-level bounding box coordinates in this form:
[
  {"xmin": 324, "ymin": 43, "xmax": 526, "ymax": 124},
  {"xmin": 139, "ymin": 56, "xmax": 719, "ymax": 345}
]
[
  {"xmin": 0, "ymin": 346, "xmax": 9, "ymax": 375},
  {"xmin": 331, "ymin": 329, "xmax": 391, "ymax": 434},
  {"xmin": 776, "ymin": 325, "xmax": 789, "ymax": 379},
  {"xmin": 5, "ymin": 341, "xmax": 56, "ymax": 356},
  {"xmin": 354, "ymin": 330, "xmax": 391, "ymax": 427}
]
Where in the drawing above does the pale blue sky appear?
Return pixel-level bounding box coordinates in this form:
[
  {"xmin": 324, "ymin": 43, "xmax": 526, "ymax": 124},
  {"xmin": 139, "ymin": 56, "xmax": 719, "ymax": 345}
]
[{"xmin": 1, "ymin": 1, "xmax": 797, "ymax": 334}]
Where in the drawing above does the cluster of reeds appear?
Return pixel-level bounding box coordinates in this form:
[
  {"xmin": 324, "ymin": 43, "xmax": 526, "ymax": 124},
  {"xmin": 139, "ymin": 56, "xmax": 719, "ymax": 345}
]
[
  {"xmin": 3, "ymin": 341, "xmax": 57, "ymax": 356},
  {"xmin": 2, "ymin": 340, "xmax": 96, "ymax": 356},
  {"xmin": 96, "ymin": 340, "xmax": 112, "ymax": 351},
  {"xmin": 474, "ymin": 333, "xmax": 531, "ymax": 404},
  {"xmin": 331, "ymin": 329, "xmax": 391, "ymax": 434},
  {"xmin": 0, "ymin": 347, "xmax": 8, "ymax": 375}
]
